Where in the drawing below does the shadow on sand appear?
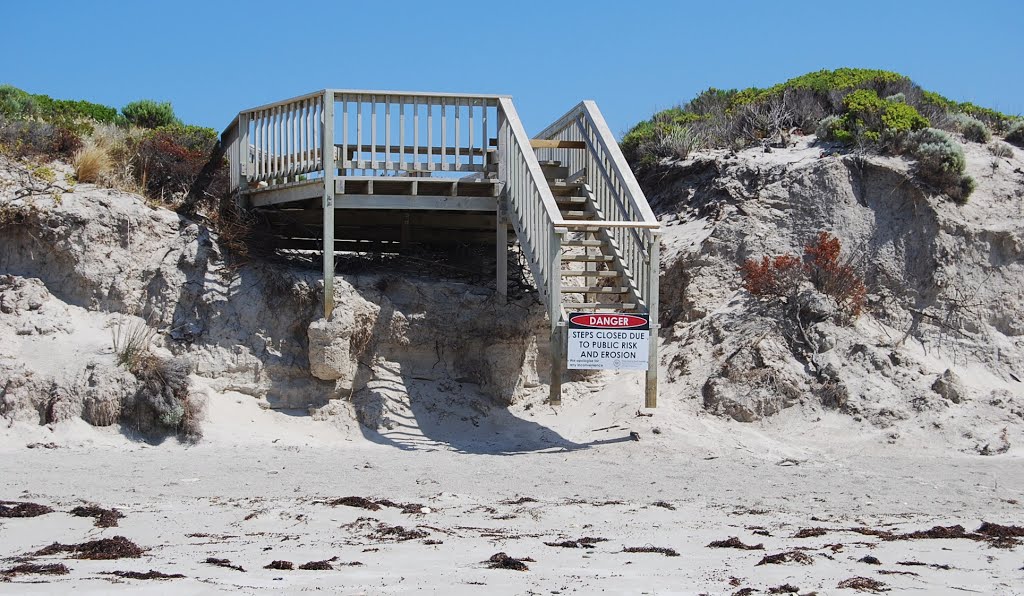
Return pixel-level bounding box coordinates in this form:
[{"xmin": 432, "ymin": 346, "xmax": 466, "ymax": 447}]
[{"xmin": 354, "ymin": 361, "xmax": 632, "ymax": 455}]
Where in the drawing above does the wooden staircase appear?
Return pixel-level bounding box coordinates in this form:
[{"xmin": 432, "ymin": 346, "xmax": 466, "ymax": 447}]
[
  {"xmin": 221, "ymin": 90, "xmax": 660, "ymax": 407},
  {"xmin": 538, "ymin": 162, "xmax": 637, "ymax": 313}
]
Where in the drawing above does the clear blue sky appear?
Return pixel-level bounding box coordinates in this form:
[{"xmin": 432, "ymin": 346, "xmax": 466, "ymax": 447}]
[{"xmin": 2, "ymin": 0, "xmax": 1021, "ymax": 137}]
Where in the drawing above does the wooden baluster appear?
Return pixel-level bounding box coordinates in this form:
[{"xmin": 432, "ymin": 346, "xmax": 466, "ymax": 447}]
[
  {"xmin": 454, "ymin": 98, "xmax": 461, "ymax": 170},
  {"xmin": 370, "ymin": 95, "xmax": 378, "ymax": 171},
  {"xmin": 261, "ymin": 110, "xmax": 268, "ymax": 180},
  {"xmin": 413, "ymin": 101, "xmax": 419, "ymax": 171},
  {"xmin": 479, "ymin": 101, "xmax": 487, "ymax": 173},
  {"xmin": 341, "ymin": 95, "xmax": 348, "ymax": 175},
  {"xmin": 468, "ymin": 100, "xmax": 474, "ymax": 168},
  {"xmin": 427, "ymin": 102, "xmax": 433, "ymax": 171},
  {"xmin": 399, "ymin": 100, "xmax": 405, "ymax": 172},
  {"xmin": 440, "ymin": 98, "xmax": 447, "ymax": 171},
  {"xmin": 356, "ymin": 98, "xmax": 363, "ymax": 171},
  {"xmin": 385, "ymin": 96, "xmax": 391, "ymax": 171}
]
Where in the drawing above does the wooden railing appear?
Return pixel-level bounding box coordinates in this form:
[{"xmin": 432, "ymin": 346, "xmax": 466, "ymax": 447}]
[
  {"xmin": 332, "ymin": 91, "xmax": 500, "ymax": 175},
  {"xmin": 223, "ymin": 90, "xmax": 326, "ymax": 192},
  {"xmin": 534, "ymin": 101, "xmax": 661, "ymax": 314},
  {"xmin": 223, "ymin": 90, "xmax": 504, "ymax": 195},
  {"xmin": 496, "ymin": 97, "xmax": 566, "ymax": 320}
]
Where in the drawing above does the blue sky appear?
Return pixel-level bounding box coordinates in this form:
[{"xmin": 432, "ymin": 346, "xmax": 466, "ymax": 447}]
[{"xmin": 2, "ymin": 0, "xmax": 1021, "ymax": 137}]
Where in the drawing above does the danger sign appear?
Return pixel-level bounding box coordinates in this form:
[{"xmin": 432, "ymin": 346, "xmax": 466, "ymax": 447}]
[{"xmin": 567, "ymin": 312, "xmax": 650, "ymax": 371}]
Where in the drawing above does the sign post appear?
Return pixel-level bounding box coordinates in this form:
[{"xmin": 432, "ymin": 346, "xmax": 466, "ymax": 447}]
[{"xmin": 567, "ymin": 313, "xmax": 650, "ymax": 371}]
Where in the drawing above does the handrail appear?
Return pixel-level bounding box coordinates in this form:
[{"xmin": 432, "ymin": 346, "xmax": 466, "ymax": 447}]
[
  {"xmin": 496, "ymin": 97, "xmax": 566, "ymax": 321},
  {"xmin": 536, "ymin": 100, "xmax": 658, "ymax": 225},
  {"xmin": 535, "ymin": 100, "xmax": 661, "ymax": 314}
]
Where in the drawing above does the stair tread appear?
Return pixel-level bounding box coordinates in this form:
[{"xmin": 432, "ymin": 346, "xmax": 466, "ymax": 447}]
[
  {"xmin": 561, "ymin": 255, "xmax": 614, "ymax": 262},
  {"xmin": 562, "ymin": 302, "xmax": 637, "ymax": 310},
  {"xmin": 562, "ymin": 240, "xmax": 606, "ymax": 247},
  {"xmin": 561, "ymin": 270, "xmax": 620, "ymax": 277},
  {"xmin": 561, "ymin": 286, "xmax": 630, "ymax": 293},
  {"xmin": 548, "ymin": 182, "xmax": 585, "ymax": 196}
]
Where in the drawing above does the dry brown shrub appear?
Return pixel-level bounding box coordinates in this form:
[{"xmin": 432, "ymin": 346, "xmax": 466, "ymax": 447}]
[{"xmin": 72, "ymin": 143, "xmax": 112, "ymax": 183}]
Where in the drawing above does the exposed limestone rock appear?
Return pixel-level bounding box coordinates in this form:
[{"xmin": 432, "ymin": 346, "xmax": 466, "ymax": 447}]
[
  {"xmin": 308, "ymin": 310, "xmax": 359, "ymax": 384},
  {"xmin": 651, "ymin": 134, "xmax": 1023, "ymax": 442},
  {"xmin": 932, "ymin": 369, "xmax": 967, "ymax": 404}
]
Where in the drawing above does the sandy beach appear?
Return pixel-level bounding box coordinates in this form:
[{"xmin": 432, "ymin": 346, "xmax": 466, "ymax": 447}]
[{"xmin": 3, "ymin": 372, "xmax": 1023, "ymax": 595}]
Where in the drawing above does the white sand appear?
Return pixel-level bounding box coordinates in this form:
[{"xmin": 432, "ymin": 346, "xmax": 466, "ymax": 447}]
[{"xmin": 2, "ymin": 372, "xmax": 1023, "ymax": 594}]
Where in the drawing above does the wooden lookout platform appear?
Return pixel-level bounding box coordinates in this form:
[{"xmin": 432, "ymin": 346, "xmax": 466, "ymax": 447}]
[{"xmin": 222, "ymin": 90, "xmax": 661, "ymax": 406}]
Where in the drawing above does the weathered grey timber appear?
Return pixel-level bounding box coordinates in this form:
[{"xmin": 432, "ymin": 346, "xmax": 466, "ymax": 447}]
[{"xmin": 221, "ymin": 90, "xmax": 661, "ymax": 406}]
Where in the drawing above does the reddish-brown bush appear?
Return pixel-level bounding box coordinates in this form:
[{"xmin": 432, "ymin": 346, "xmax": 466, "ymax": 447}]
[
  {"xmin": 133, "ymin": 124, "xmax": 219, "ymax": 202},
  {"xmin": 739, "ymin": 232, "xmax": 865, "ymax": 318},
  {"xmin": 804, "ymin": 232, "xmax": 866, "ymax": 316},
  {"xmin": 739, "ymin": 254, "xmax": 803, "ymax": 298}
]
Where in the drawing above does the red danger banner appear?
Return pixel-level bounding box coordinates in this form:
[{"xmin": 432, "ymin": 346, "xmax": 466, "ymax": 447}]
[{"xmin": 568, "ymin": 313, "xmax": 650, "ymax": 330}]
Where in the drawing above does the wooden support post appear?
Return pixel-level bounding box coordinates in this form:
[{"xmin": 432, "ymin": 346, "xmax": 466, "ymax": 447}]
[
  {"xmin": 549, "ymin": 323, "xmax": 563, "ymax": 405},
  {"xmin": 496, "ymin": 202, "xmax": 507, "ymax": 300},
  {"xmin": 549, "ymin": 228, "xmax": 564, "ymax": 406},
  {"xmin": 644, "ymin": 232, "xmax": 661, "ymax": 408},
  {"xmin": 233, "ymin": 113, "xmax": 249, "ymax": 210},
  {"xmin": 322, "ymin": 90, "xmax": 337, "ymax": 319}
]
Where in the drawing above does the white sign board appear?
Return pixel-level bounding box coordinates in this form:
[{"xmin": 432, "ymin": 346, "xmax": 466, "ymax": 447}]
[{"xmin": 567, "ymin": 312, "xmax": 650, "ymax": 371}]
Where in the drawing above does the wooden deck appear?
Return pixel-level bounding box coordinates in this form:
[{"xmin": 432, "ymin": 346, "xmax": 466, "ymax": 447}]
[{"xmin": 221, "ymin": 89, "xmax": 661, "ymax": 407}]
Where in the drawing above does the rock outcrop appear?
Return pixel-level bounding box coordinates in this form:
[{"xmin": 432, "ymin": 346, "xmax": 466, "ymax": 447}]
[{"xmin": 647, "ymin": 135, "xmax": 1023, "ymax": 447}]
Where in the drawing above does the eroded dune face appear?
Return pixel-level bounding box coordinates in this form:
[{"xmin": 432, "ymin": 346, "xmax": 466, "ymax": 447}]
[
  {"xmin": 1, "ymin": 135, "xmax": 1022, "ymax": 454},
  {"xmin": 645, "ymin": 136, "xmax": 1023, "ymax": 448}
]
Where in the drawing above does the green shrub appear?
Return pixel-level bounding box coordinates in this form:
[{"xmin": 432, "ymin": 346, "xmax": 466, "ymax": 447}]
[
  {"xmin": 950, "ymin": 113, "xmax": 991, "ymax": 143},
  {"xmin": 815, "ymin": 115, "xmax": 843, "ymax": 141},
  {"xmin": 908, "ymin": 128, "xmax": 973, "ymax": 202},
  {"xmin": 121, "ymin": 99, "xmax": 179, "ymax": 129},
  {"xmin": 620, "ymin": 68, "xmax": 1009, "ymax": 166},
  {"xmin": 0, "ymin": 118, "xmax": 83, "ymax": 159},
  {"xmin": 658, "ymin": 126, "xmax": 702, "ymax": 160},
  {"xmin": 1005, "ymin": 120, "xmax": 1024, "ymax": 148},
  {"xmin": 989, "ymin": 141, "xmax": 1014, "ymax": 158},
  {"xmin": 0, "ymin": 85, "xmax": 39, "ymax": 119},
  {"xmin": 881, "ymin": 102, "xmax": 930, "ymax": 134}
]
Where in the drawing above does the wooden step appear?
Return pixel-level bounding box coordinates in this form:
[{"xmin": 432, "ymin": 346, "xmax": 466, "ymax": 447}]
[
  {"xmin": 531, "ymin": 140, "xmax": 586, "ymax": 149},
  {"xmin": 560, "ymin": 270, "xmax": 620, "ymax": 278},
  {"xmin": 562, "ymin": 210, "xmax": 595, "ymax": 220},
  {"xmin": 562, "ymin": 239, "xmax": 605, "ymax": 248},
  {"xmin": 548, "ymin": 182, "xmax": 585, "ymax": 196},
  {"xmin": 562, "ymin": 302, "xmax": 637, "ymax": 310},
  {"xmin": 555, "ymin": 196, "xmax": 587, "ymax": 207},
  {"xmin": 541, "ymin": 163, "xmax": 569, "ymax": 181},
  {"xmin": 561, "ymin": 286, "xmax": 629, "ymax": 294},
  {"xmin": 561, "ymin": 255, "xmax": 614, "ymax": 263}
]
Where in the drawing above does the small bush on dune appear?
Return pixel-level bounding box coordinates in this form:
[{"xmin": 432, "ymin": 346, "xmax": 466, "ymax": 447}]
[
  {"xmin": 1006, "ymin": 120, "xmax": 1024, "ymax": 148},
  {"xmin": 124, "ymin": 352, "xmax": 203, "ymax": 441},
  {"xmin": 803, "ymin": 232, "xmax": 866, "ymax": 317},
  {"xmin": 739, "ymin": 254, "xmax": 804, "ymax": 299},
  {"xmin": 0, "ymin": 84, "xmax": 40, "ymax": 119},
  {"xmin": 72, "ymin": 143, "xmax": 112, "ymax": 183},
  {"xmin": 133, "ymin": 124, "xmax": 219, "ymax": 202},
  {"xmin": 111, "ymin": 317, "xmax": 201, "ymax": 441},
  {"xmin": 0, "ymin": 118, "xmax": 83, "ymax": 159},
  {"xmin": 658, "ymin": 126, "xmax": 703, "ymax": 160},
  {"xmin": 989, "ymin": 141, "xmax": 1014, "ymax": 158},
  {"xmin": 951, "ymin": 113, "xmax": 991, "ymax": 143},
  {"xmin": 121, "ymin": 99, "xmax": 178, "ymax": 129},
  {"xmin": 740, "ymin": 232, "xmax": 865, "ymax": 319},
  {"xmin": 907, "ymin": 128, "xmax": 974, "ymax": 203}
]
